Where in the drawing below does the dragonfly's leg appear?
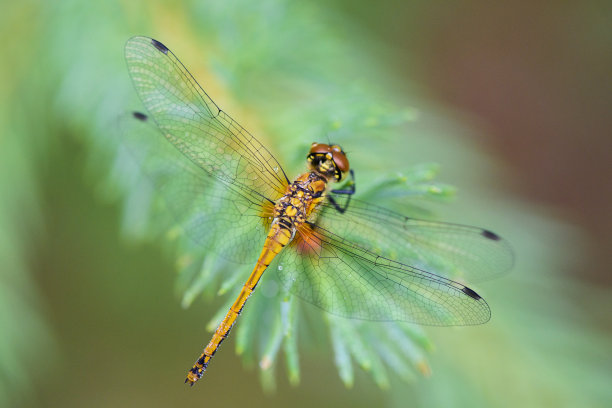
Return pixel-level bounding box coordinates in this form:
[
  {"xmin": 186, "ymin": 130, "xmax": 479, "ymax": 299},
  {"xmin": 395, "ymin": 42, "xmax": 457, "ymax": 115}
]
[
  {"xmin": 331, "ymin": 169, "xmax": 355, "ymax": 195},
  {"xmin": 329, "ymin": 169, "xmax": 355, "ymax": 214}
]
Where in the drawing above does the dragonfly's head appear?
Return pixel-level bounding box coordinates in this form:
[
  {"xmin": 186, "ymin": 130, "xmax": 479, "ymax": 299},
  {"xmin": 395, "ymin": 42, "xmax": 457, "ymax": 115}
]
[{"xmin": 307, "ymin": 143, "xmax": 350, "ymax": 182}]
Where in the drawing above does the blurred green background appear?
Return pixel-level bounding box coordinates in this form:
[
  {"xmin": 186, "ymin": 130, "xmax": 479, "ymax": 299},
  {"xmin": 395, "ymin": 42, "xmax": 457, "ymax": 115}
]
[{"xmin": 1, "ymin": 0, "xmax": 611, "ymax": 407}]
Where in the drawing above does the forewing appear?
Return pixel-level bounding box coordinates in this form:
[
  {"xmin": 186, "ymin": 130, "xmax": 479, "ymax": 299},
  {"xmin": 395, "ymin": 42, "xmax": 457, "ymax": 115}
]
[
  {"xmin": 124, "ymin": 36, "xmax": 289, "ymax": 204},
  {"xmin": 274, "ymin": 223, "xmax": 491, "ymax": 325},
  {"xmin": 318, "ymin": 198, "xmax": 514, "ymax": 283}
]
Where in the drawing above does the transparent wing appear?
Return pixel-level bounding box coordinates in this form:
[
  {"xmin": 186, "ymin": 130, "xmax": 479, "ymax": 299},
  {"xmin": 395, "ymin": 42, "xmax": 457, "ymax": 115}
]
[
  {"xmin": 123, "ymin": 35, "xmax": 508, "ymax": 325},
  {"xmin": 274, "ymin": 222, "xmax": 491, "ymax": 326},
  {"xmin": 118, "ymin": 112, "xmax": 273, "ymax": 264},
  {"xmin": 124, "ymin": 36, "xmax": 289, "ymax": 204},
  {"xmin": 317, "ymin": 198, "xmax": 514, "ymax": 283}
]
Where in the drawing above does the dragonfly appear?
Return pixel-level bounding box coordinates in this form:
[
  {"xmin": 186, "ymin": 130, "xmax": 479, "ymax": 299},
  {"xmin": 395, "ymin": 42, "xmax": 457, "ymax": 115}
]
[{"xmin": 124, "ymin": 36, "xmax": 514, "ymax": 386}]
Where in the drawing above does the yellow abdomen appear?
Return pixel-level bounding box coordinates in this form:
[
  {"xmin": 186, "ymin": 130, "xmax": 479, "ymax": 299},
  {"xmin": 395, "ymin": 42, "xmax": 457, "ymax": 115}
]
[{"xmin": 185, "ymin": 171, "xmax": 329, "ymax": 385}]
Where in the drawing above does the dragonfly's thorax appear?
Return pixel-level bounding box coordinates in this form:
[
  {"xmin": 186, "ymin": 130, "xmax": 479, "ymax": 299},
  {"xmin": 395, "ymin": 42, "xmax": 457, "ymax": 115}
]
[{"xmin": 273, "ymin": 171, "xmax": 328, "ymax": 231}]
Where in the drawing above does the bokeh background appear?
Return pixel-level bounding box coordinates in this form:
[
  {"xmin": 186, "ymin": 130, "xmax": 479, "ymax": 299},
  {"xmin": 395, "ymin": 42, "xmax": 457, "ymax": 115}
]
[{"xmin": 1, "ymin": 0, "xmax": 611, "ymax": 407}]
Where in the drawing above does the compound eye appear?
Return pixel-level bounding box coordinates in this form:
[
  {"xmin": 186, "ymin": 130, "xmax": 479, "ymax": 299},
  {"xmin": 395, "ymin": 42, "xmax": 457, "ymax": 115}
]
[
  {"xmin": 309, "ymin": 143, "xmax": 332, "ymax": 155},
  {"xmin": 332, "ymin": 150, "xmax": 350, "ymax": 173}
]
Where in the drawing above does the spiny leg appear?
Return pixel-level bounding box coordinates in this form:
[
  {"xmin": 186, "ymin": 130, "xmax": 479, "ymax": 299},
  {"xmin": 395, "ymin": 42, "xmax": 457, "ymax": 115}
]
[{"xmin": 329, "ymin": 169, "xmax": 355, "ymax": 214}]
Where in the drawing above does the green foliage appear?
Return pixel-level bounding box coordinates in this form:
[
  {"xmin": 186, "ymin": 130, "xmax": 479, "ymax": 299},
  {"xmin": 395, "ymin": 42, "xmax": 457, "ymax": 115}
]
[
  {"xmin": 2, "ymin": 0, "xmax": 611, "ymax": 407},
  {"xmin": 109, "ymin": 0, "xmax": 453, "ymax": 391},
  {"xmin": 113, "ymin": 82, "xmax": 435, "ymax": 389}
]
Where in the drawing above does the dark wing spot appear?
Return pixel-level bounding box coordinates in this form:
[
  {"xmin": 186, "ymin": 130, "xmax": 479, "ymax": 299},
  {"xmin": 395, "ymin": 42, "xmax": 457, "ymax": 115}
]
[
  {"xmin": 481, "ymin": 229, "xmax": 501, "ymax": 241},
  {"xmin": 461, "ymin": 286, "xmax": 482, "ymax": 300},
  {"xmin": 132, "ymin": 111, "xmax": 148, "ymax": 121},
  {"xmin": 151, "ymin": 38, "xmax": 169, "ymax": 54}
]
